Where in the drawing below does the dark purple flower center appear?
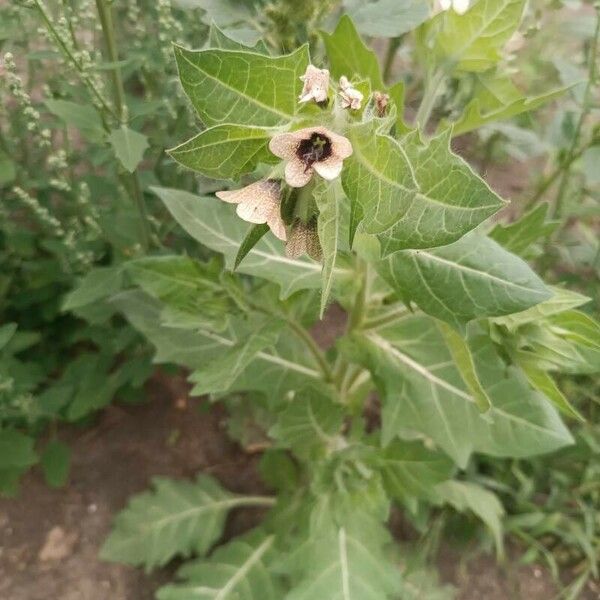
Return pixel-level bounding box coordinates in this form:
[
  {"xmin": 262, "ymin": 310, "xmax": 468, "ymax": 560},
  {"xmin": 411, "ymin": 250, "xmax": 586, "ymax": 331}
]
[{"xmin": 296, "ymin": 133, "xmax": 332, "ymax": 172}]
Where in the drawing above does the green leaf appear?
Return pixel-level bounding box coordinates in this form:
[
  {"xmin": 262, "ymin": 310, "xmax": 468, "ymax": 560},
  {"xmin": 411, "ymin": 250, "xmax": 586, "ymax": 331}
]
[
  {"xmin": 314, "ymin": 179, "xmax": 345, "ymax": 318},
  {"xmin": 45, "ymin": 99, "xmax": 104, "ymax": 140},
  {"xmin": 351, "ymin": 315, "xmax": 573, "ymax": 467},
  {"xmin": 435, "ymin": 480, "xmax": 504, "ymax": 556},
  {"xmin": 343, "ymin": 127, "xmax": 504, "ymax": 254},
  {"xmin": 437, "ymin": 321, "xmax": 492, "ymax": 411},
  {"xmin": 342, "ymin": 0, "xmax": 429, "ymax": 38},
  {"xmin": 62, "ymin": 266, "xmax": 124, "ymax": 311},
  {"xmin": 433, "ymin": 0, "xmax": 526, "ymax": 72},
  {"xmin": 126, "ymin": 255, "xmax": 231, "ymax": 330},
  {"xmin": 152, "ymin": 187, "xmax": 325, "ymax": 299},
  {"xmin": 286, "ymin": 515, "xmax": 401, "ymax": 600},
  {"xmin": 113, "ymin": 291, "xmax": 323, "ymax": 399},
  {"xmin": 449, "ymin": 86, "xmax": 570, "ymax": 136},
  {"xmin": 40, "ymin": 440, "xmax": 70, "ymax": 488},
  {"xmin": 379, "ymin": 233, "xmax": 551, "ymax": 330},
  {"xmin": 235, "ymin": 223, "xmax": 270, "ymax": 270},
  {"xmin": 492, "ymin": 286, "xmax": 590, "ymax": 331},
  {"xmin": 321, "ymin": 15, "xmax": 385, "ymax": 90},
  {"xmin": 0, "ymin": 322, "xmax": 17, "ymax": 350},
  {"xmin": 108, "ymin": 126, "xmax": 149, "ymax": 173},
  {"xmin": 377, "ymin": 439, "xmax": 454, "ymax": 505},
  {"xmin": 269, "ymin": 393, "xmax": 345, "ymax": 459},
  {"xmin": 189, "ymin": 320, "xmax": 284, "ymax": 395},
  {"xmin": 489, "ymin": 203, "xmax": 560, "ymax": 257},
  {"xmin": 208, "ymin": 23, "xmax": 270, "ymax": 54},
  {"xmin": 0, "ymin": 429, "xmax": 37, "ymax": 469},
  {"xmin": 101, "ymin": 474, "xmax": 271, "ymax": 569},
  {"xmin": 519, "ymin": 363, "xmax": 584, "ymax": 422},
  {"xmin": 192, "ymin": 0, "xmax": 262, "ymax": 46},
  {"xmin": 0, "ymin": 150, "xmax": 16, "ymax": 186},
  {"xmin": 157, "ymin": 531, "xmax": 280, "ymax": 600},
  {"xmin": 174, "ymin": 44, "xmax": 309, "ymax": 127},
  {"xmin": 169, "ymin": 124, "xmax": 277, "ymax": 179}
]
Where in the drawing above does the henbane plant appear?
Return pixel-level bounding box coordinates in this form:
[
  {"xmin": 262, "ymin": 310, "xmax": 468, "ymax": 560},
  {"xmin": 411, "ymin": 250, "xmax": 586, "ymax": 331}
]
[{"xmin": 101, "ymin": 5, "xmax": 600, "ymax": 598}]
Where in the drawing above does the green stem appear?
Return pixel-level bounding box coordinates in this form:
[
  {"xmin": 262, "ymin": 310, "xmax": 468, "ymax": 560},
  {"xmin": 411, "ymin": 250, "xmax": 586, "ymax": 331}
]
[
  {"xmin": 362, "ymin": 306, "xmax": 410, "ymax": 331},
  {"xmin": 95, "ymin": 0, "xmax": 126, "ymax": 121},
  {"xmin": 550, "ymin": 9, "xmax": 600, "ymax": 219},
  {"xmin": 32, "ymin": 0, "xmax": 117, "ymax": 120},
  {"xmin": 415, "ymin": 68, "xmax": 447, "ymax": 130},
  {"xmin": 287, "ymin": 318, "xmax": 333, "ymax": 382},
  {"xmin": 234, "ymin": 496, "xmax": 277, "ymax": 507},
  {"xmin": 382, "ymin": 37, "xmax": 402, "ymax": 84},
  {"xmin": 94, "ymin": 0, "xmax": 151, "ymax": 250},
  {"xmin": 347, "ymin": 260, "xmax": 369, "ymax": 331}
]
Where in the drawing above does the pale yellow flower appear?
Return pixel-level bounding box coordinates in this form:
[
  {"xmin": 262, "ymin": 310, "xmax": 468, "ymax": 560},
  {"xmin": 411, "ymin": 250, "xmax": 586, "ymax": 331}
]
[
  {"xmin": 298, "ymin": 65, "xmax": 330, "ymax": 104},
  {"xmin": 339, "ymin": 76, "xmax": 363, "ymax": 110},
  {"xmin": 216, "ymin": 179, "xmax": 286, "ymax": 241},
  {"xmin": 286, "ymin": 219, "xmax": 322, "ymax": 261},
  {"xmin": 269, "ymin": 126, "xmax": 353, "ymax": 188}
]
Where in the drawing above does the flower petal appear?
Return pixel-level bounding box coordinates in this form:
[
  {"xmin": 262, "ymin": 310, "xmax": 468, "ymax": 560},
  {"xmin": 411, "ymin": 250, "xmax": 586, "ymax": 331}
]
[
  {"xmin": 269, "ymin": 131, "xmax": 304, "ymax": 160},
  {"xmin": 267, "ymin": 208, "xmax": 287, "ymax": 241},
  {"xmin": 328, "ymin": 131, "xmax": 353, "ymax": 159},
  {"xmin": 313, "ymin": 156, "xmax": 343, "ymax": 181},
  {"xmin": 285, "ymin": 159, "xmax": 313, "ymax": 188}
]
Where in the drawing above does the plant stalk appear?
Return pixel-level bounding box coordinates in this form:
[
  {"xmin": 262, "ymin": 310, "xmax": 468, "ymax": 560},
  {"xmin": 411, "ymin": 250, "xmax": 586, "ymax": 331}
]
[
  {"xmin": 94, "ymin": 0, "xmax": 151, "ymax": 250},
  {"xmin": 550, "ymin": 8, "xmax": 600, "ymax": 219}
]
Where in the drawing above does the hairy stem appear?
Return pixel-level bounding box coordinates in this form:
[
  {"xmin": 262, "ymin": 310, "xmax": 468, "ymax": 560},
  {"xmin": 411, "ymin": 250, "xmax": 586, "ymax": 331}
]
[
  {"xmin": 94, "ymin": 0, "xmax": 151, "ymax": 250},
  {"xmin": 287, "ymin": 318, "xmax": 334, "ymax": 382},
  {"xmin": 362, "ymin": 306, "xmax": 411, "ymax": 331},
  {"xmin": 550, "ymin": 9, "xmax": 600, "ymax": 219},
  {"xmin": 415, "ymin": 68, "xmax": 446, "ymax": 130}
]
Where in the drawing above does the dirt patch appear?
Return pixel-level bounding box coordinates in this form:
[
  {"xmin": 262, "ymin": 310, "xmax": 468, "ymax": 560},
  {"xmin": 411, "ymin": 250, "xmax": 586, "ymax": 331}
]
[
  {"xmin": 0, "ymin": 373, "xmax": 267, "ymax": 600},
  {"xmin": 0, "ymin": 371, "xmax": 594, "ymax": 600}
]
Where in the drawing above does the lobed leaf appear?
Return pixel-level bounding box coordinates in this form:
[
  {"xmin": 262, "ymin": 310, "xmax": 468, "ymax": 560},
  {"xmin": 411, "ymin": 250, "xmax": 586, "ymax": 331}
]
[
  {"xmin": 174, "ymin": 44, "xmax": 309, "ymax": 127},
  {"xmin": 343, "ymin": 126, "xmax": 504, "ymax": 254},
  {"xmin": 433, "ymin": 0, "xmax": 526, "ymax": 72},
  {"xmin": 378, "ymin": 233, "xmax": 551, "ymax": 330},
  {"xmin": 101, "ymin": 474, "xmax": 269, "ymax": 569},
  {"xmin": 157, "ymin": 531, "xmax": 281, "ymax": 600},
  {"xmin": 152, "ymin": 187, "xmax": 326, "ymax": 299},
  {"xmin": 350, "ymin": 315, "xmax": 573, "ymax": 467}
]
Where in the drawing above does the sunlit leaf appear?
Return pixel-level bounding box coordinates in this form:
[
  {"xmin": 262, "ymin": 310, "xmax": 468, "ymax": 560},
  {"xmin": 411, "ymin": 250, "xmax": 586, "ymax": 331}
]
[
  {"xmin": 174, "ymin": 44, "xmax": 309, "ymax": 127},
  {"xmin": 343, "ymin": 126, "xmax": 504, "ymax": 254},
  {"xmin": 378, "ymin": 233, "xmax": 551, "ymax": 330},
  {"xmin": 169, "ymin": 124, "xmax": 277, "ymax": 179}
]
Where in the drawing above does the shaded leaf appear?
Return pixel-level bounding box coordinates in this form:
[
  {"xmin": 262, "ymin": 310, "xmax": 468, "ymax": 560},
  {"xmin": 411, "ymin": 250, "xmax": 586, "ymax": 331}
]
[
  {"xmin": 152, "ymin": 187, "xmax": 326, "ymax": 299},
  {"xmin": 101, "ymin": 474, "xmax": 271, "ymax": 569},
  {"xmin": 108, "ymin": 126, "xmax": 149, "ymax": 172},
  {"xmin": 321, "ymin": 15, "xmax": 385, "ymax": 90},
  {"xmin": 435, "ymin": 480, "xmax": 504, "ymax": 555},
  {"xmin": 0, "ymin": 429, "xmax": 37, "ymax": 469},
  {"xmin": 40, "ymin": 440, "xmax": 71, "ymax": 488},
  {"xmin": 378, "ymin": 233, "xmax": 551, "ymax": 330},
  {"xmin": 189, "ymin": 320, "xmax": 284, "ymax": 395},
  {"xmin": 235, "ymin": 223, "xmax": 269, "ymax": 270},
  {"xmin": 350, "ymin": 315, "xmax": 573, "ymax": 467},
  {"xmin": 157, "ymin": 531, "xmax": 280, "ymax": 600},
  {"xmin": 270, "ymin": 393, "xmax": 345, "ymax": 459},
  {"xmin": 343, "ymin": 0, "xmax": 429, "ymax": 38},
  {"xmin": 62, "ymin": 266, "xmax": 124, "ymax": 311}
]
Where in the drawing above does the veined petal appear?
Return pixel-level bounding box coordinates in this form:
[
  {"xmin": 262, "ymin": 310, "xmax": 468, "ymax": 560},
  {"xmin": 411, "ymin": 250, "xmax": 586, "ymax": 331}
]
[
  {"xmin": 269, "ymin": 131, "xmax": 304, "ymax": 160},
  {"xmin": 313, "ymin": 157, "xmax": 343, "ymax": 180},
  {"xmin": 285, "ymin": 159, "xmax": 313, "ymax": 188}
]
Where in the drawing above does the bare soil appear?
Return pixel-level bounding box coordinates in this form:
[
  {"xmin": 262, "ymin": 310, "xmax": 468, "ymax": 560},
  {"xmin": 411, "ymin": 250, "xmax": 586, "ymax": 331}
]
[{"xmin": 1, "ymin": 369, "xmax": 594, "ymax": 600}]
